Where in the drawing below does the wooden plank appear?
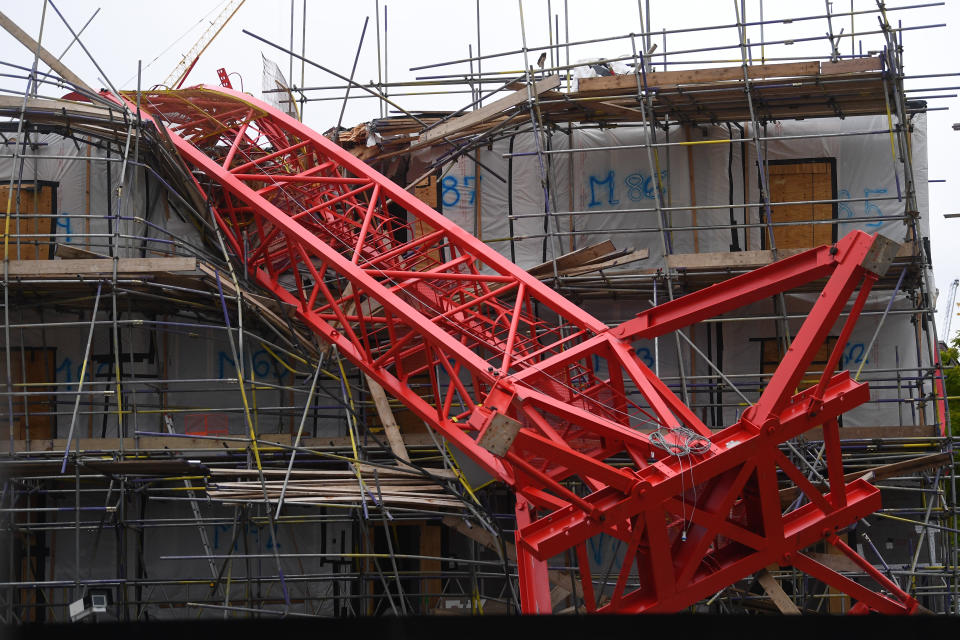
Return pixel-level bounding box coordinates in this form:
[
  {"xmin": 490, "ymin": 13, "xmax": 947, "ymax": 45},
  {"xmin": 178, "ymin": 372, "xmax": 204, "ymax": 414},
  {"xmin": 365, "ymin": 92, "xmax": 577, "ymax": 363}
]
[
  {"xmin": 780, "ymin": 452, "xmax": 950, "ymax": 505},
  {"xmin": 649, "ymin": 60, "xmax": 821, "ymax": 87},
  {"xmin": 527, "ymin": 240, "xmax": 616, "ymax": 277},
  {"xmin": 578, "ymin": 61, "xmax": 821, "ymax": 95},
  {"xmin": 419, "ymin": 75, "xmax": 560, "ymax": 144},
  {"xmin": 442, "ymin": 515, "xmax": 515, "ymax": 559},
  {"xmin": 805, "ymin": 424, "xmax": 939, "ymax": 440},
  {"xmin": 197, "ymin": 261, "xmax": 297, "ymax": 319},
  {"xmin": 8, "ymin": 432, "xmax": 440, "ymax": 453},
  {"xmin": 365, "ymin": 375, "xmax": 411, "ymax": 463},
  {"xmin": 54, "ymin": 243, "xmax": 108, "ymax": 259},
  {"xmin": 7, "ymin": 257, "xmax": 197, "ymax": 276},
  {"xmin": 420, "ymin": 522, "xmax": 443, "ymax": 610},
  {"xmin": 212, "ymin": 486, "xmax": 449, "ymax": 497},
  {"xmin": 820, "ymin": 56, "xmax": 883, "ymax": 75},
  {"xmin": 804, "ymin": 552, "xmax": 862, "ymax": 573},
  {"xmin": 585, "ymin": 101, "xmax": 644, "ymax": 120},
  {"xmin": 276, "ymin": 495, "xmax": 463, "ymax": 508},
  {"xmin": 0, "ymin": 97, "xmax": 125, "ymax": 122},
  {"xmin": 441, "ymin": 515, "xmax": 582, "ymax": 603},
  {"xmin": 756, "ymin": 569, "xmax": 801, "ymax": 615},
  {"xmin": 354, "ymin": 462, "xmax": 454, "ymax": 478},
  {"xmin": 842, "ymin": 452, "xmax": 952, "ymax": 484},
  {"xmin": 551, "ymin": 584, "xmax": 572, "ymax": 608},
  {"xmin": 666, "ymin": 249, "xmax": 806, "ymax": 271},
  {"xmin": 197, "ymin": 260, "xmax": 320, "ymax": 359},
  {"xmin": 825, "ymin": 545, "xmax": 851, "ymax": 613},
  {"xmin": 214, "ymin": 466, "xmax": 457, "ymax": 480},
  {"xmin": 211, "ymin": 479, "xmax": 447, "ymax": 489},
  {"xmin": 212, "ymin": 483, "xmax": 445, "ymax": 491},
  {"xmin": 0, "ymin": 11, "xmax": 94, "ymax": 94},
  {"xmin": 576, "ymin": 73, "xmax": 638, "ymax": 96},
  {"xmin": 580, "ymin": 248, "xmax": 630, "ymax": 266},
  {"xmin": 550, "ymin": 248, "xmax": 649, "ymax": 277},
  {"xmin": 208, "ymin": 487, "xmax": 458, "ymax": 499}
]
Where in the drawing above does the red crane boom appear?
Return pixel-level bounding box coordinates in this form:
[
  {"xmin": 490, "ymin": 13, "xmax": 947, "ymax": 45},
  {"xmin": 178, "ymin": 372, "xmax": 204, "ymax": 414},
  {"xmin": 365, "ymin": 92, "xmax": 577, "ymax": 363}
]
[{"xmin": 126, "ymin": 85, "xmax": 918, "ymax": 614}]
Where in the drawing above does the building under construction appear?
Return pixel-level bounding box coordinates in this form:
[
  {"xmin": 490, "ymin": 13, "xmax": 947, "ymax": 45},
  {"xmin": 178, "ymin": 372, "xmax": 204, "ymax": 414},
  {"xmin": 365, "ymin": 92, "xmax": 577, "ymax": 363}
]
[{"xmin": 0, "ymin": 0, "xmax": 957, "ymax": 622}]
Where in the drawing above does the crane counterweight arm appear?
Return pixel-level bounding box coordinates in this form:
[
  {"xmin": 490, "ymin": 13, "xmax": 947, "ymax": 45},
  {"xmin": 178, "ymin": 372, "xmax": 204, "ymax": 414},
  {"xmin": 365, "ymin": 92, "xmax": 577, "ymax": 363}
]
[{"xmin": 613, "ymin": 232, "xmax": 899, "ymax": 342}]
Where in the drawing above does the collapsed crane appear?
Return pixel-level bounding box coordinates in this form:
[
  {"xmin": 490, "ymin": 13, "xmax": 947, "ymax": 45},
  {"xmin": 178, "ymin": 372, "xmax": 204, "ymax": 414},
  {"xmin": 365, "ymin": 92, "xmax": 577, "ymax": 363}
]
[{"xmin": 124, "ymin": 85, "xmax": 920, "ymax": 614}]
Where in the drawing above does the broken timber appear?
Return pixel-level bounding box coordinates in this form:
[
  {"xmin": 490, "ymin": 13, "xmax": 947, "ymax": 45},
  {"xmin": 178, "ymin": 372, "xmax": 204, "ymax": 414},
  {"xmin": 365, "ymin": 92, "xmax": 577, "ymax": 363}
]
[{"xmin": 418, "ymin": 75, "xmax": 560, "ymax": 144}]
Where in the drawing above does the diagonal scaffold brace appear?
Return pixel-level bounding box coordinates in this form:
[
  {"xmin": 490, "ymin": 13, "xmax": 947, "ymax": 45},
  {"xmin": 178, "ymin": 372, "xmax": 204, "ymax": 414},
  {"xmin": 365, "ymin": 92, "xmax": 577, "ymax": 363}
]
[{"xmin": 122, "ymin": 84, "xmax": 918, "ymax": 614}]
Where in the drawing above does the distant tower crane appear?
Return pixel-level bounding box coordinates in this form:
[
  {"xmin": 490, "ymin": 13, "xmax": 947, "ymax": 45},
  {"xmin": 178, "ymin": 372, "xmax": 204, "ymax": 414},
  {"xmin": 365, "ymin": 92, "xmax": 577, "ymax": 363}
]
[
  {"xmin": 162, "ymin": 0, "xmax": 246, "ymax": 89},
  {"xmin": 943, "ymin": 278, "xmax": 959, "ymax": 342}
]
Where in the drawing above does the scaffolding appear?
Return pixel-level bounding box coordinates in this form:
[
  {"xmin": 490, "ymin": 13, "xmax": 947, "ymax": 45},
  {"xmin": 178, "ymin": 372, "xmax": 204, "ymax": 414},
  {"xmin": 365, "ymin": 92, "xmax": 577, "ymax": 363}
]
[{"xmin": 0, "ymin": 0, "xmax": 957, "ymax": 620}]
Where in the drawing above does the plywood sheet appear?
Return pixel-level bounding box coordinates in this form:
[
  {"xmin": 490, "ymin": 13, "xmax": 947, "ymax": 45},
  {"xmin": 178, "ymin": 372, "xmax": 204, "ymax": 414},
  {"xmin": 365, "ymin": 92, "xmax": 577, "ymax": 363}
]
[
  {"xmin": 1, "ymin": 347, "xmax": 56, "ymax": 441},
  {"xmin": 0, "ymin": 183, "xmax": 54, "ymax": 260},
  {"xmin": 768, "ymin": 160, "xmax": 834, "ymax": 249},
  {"xmin": 759, "ymin": 335, "xmax": 838, "ymax": 387}
]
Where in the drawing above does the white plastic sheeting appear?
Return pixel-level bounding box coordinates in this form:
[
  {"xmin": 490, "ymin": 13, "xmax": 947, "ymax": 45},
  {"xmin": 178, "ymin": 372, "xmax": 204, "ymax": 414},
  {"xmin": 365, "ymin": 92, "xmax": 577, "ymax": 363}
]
[
  {"xmin": 434, "ymin": 114, "xmax": 928, "ymax": 270},
  {"xmin": 0, "ymin": 132, "xmax": 180, "ymax": 259},
  {"xmin": 427, "ymin": 114, "xmax": 934, "ymax": 427}
]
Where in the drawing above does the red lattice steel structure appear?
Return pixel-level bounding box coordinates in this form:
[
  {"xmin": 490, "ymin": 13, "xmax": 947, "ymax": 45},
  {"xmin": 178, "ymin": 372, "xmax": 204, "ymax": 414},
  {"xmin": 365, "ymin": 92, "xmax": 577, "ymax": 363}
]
[{"xmin": 125, "ymin": 85, "xmax": 919, "ymax": 614}]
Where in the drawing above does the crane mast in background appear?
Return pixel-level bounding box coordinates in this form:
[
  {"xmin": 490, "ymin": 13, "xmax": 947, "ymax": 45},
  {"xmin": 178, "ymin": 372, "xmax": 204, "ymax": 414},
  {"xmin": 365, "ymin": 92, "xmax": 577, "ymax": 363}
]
[
  {"xmin": 162, "ymin": 0, "xmax": 246, "ymax": 89},
  {"xmin": 943, "ymin": 279, "xmax": 959, "ymax": 343}
]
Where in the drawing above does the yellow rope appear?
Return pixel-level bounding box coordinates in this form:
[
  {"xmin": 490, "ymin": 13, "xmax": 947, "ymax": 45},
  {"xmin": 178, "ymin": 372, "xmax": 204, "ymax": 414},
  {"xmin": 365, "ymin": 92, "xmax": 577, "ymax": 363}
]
[
  {"xmin": 443, "ymin": 441, "xmax": 481, "ymax": 505},
  {"xmin": 260, "ymin": 341, "xmax": 309, "ymax": 374}
]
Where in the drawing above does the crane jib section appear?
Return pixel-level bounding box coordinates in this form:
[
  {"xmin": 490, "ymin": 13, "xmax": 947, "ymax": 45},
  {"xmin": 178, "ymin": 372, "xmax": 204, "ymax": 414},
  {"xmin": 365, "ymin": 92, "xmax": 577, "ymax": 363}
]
[{"xmin": 126, "ymin": 85, "xmax": 919, "ymax": 614}]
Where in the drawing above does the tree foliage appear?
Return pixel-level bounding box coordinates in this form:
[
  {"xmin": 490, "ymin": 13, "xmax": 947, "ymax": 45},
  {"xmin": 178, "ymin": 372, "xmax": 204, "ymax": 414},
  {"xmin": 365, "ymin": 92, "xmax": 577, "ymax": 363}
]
[{"xmin": 940, "ymin": 335, "xmax": 960, "ymax": 436}]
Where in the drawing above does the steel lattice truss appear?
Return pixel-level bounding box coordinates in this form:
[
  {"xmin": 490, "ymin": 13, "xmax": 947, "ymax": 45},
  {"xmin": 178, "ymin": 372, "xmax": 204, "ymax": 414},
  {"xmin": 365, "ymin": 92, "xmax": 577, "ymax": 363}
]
[{"xmin": 125, "ymin": 85, "xmax": 919, "ymax": 614}]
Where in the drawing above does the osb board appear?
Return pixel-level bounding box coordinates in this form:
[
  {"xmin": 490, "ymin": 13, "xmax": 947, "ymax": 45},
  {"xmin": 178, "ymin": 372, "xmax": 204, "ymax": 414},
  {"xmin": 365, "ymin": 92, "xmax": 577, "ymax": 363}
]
[
  {"xmin": 1, "ymin": 347, "xmax": 56, "ymax": 441},
  {"xmin": 758, "ymin": 335, "xmax": 838, "ymax": 387},
  {"xmin": 768, "ymin": 160, "xmax": 834, "ymax": 249},
  {"xmin": 0, "ymin": 183, "xmax": 54, "ymax": 260},
  {"xmin": 412, "ymin": 175, "xmax": 444, "ymax": 267},
  {"xmin": 414, "ymin": 174, "xmax": 439, "ymax": 209}
]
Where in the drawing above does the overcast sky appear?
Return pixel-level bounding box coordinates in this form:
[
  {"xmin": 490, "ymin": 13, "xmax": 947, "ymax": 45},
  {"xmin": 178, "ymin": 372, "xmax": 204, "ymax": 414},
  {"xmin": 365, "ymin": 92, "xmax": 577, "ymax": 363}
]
[{"xmin": 2, "ymin": 0, "xmax": 959, "ymax": 335}]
